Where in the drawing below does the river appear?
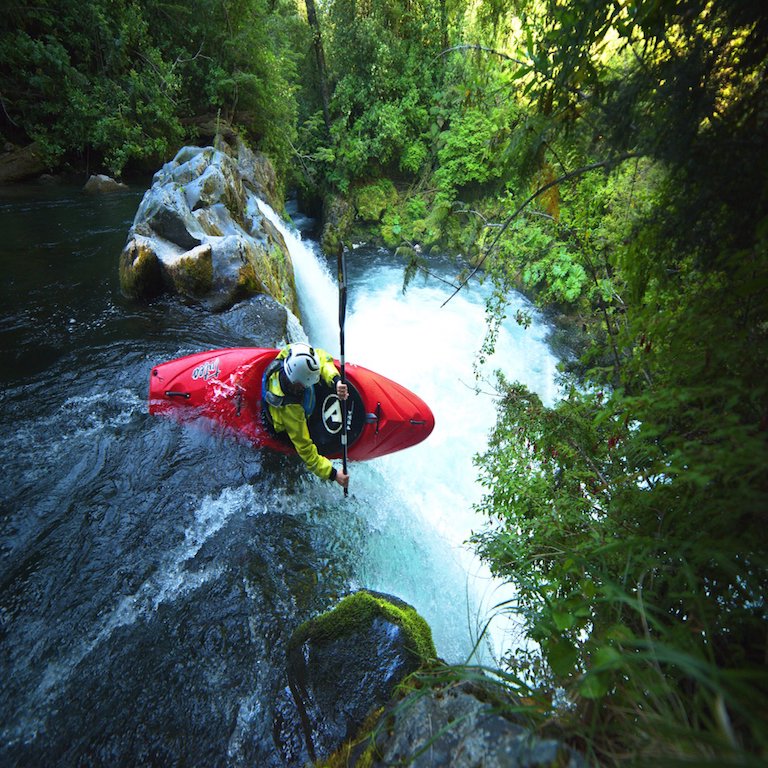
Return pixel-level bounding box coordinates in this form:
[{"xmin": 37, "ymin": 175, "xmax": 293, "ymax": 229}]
[{"xmin": 0, "ymin": 182, "xmax": 559, "ymax": 766}]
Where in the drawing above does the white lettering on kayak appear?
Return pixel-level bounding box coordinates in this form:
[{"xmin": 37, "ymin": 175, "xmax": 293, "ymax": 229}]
[{"xmin": 191, "ymin": 357, "xmax": 221, "ymax": 381}]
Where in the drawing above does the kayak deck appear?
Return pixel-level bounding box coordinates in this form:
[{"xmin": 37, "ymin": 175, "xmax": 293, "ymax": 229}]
[{"xmin": 149, "ymin": 347, "xmax": 434, "ymax": 461}]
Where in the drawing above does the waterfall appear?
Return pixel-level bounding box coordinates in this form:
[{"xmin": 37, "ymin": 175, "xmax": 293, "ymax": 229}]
[{"xmin": 258, "ymin": 200, "xmax": 560, "ymax": 664}]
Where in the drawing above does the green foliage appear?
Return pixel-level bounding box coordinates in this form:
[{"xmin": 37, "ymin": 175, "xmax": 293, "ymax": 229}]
[
  {"xmin": 297, "ymin": 0, "xmax": 448, "ymax": 187},
  {"xmin": 0, "ymin": 1, "xmax": 184, "ymax": 174},
  {"xmin": 433, "ymin": 105, "xmax": 506, "ymax": 200},
  {"xmin": 0, "ymin": 0, "xmax": 303, "ymax": 177},
  {"xmin": 354, "ymin": 179, "xmax": 399, "ymax": 222},
  {"xmin": 466, "ymin": 1, "xmax": 768, "ymax": 762}
]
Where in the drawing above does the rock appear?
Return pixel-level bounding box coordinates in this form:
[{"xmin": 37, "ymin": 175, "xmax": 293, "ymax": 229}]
[
  {"xmin": 360, "ymin": 680, "xmax": 588, "ymax": 768},
  {"xmin": 0, "ymin": 142, "xmax": 47, "ymax": 184},
  {"xmin": 119, "ymin": 145, "xmax": 299, "ymax": 314},
  {"xmin": 84, "ymin": 174, "xmax": 129, "ymax": 194},
  {"xmin": 118, "ymin": 236, "xmax": 163, "ymax": 300},
  {"xmin": 276, "ymin": 590, "xmax": 436, "ymax": 765},
  {"xmin": 133, "ymin": 184, "xmax": 206, "ymax": 249},
  {"xmin": 164, "ymin": 243, "xmax": 213, "ymax": 298},
  {"xmin": 320, "ymin": 193, "xmax": 354, "ymax": 257},
  {"xmin": 236, "ymin": 140, "xmax": 283, "ymax": 213}
]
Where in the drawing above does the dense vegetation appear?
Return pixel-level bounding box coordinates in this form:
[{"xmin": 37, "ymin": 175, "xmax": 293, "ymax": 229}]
[
  {"xmin": 0, "ymin": 0, "xmax": 304, "ymax": 178},
  {"xmin": 3, "ymin": 0, "xmax": 766, "ymax": 764}
]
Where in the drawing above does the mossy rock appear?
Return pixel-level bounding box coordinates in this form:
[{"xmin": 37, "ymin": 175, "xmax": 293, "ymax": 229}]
[
  {"xmin": 118, "ymin": 238, "xmax": 163, "ymax": 299},
  {"xmin": 321, "ymin": 194, "xmax": 354, "ymax": 256},
  {"xmin": 288, "ymin": 590, "xmax": 436, "ymax": 662},
  {"xmin": 284, "ymin": 590, "xmax": 436, "ymax": 764},
  {"xmin": 353, "ymin": 180, "xmax": 399, "ymax": 223},
  {"xmin": 165, "ymin": 244, "xmax": 213, "ymax": 298}
]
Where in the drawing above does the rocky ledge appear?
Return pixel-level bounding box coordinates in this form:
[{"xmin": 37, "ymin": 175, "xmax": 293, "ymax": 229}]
[
  {"xmin": 119, "ymin": 144, "xmax": 299, "ymax": 315},
  {"xmin": 275, "ymin": 590, "xmax": 585, "ymax": 768}
]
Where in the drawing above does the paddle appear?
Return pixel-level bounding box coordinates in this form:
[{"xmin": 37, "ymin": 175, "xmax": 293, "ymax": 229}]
[{"xmin": 337, "ymin": 245, "xmax": 349, "ymax": 496}]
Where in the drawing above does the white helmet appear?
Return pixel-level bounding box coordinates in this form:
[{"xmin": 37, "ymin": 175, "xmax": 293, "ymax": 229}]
[{"xmin": 283, "ymin": 343, "xmax": 321, "ymax": 387}]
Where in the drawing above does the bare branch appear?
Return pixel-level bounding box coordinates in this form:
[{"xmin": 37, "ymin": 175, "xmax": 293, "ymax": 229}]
[
  {"xmin": 0, "ymin": 93, "xmax": 19, "ymax": 127},
  {"xmin": 452, "ymin": 204, "xmax": 504, "ymax": 227}
]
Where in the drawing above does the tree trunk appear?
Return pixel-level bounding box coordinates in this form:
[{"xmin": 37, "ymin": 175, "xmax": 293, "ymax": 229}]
[{"xmin": 304, "ymin": 0, "xmax": 332, "ymax": 134}]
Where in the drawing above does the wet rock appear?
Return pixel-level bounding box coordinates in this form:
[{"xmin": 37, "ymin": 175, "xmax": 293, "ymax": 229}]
[
  {"xmin": 119, "ymin": 145, "xmax": 299, "ymax": 315},
  {"xmin": 164, "ymin": 243, "xmax": 213, "ymax": 298},
  {"xmin": 118, "ymin": 236, "xmax": 164, "ymax": 299},
  {"xmin": 363, "ymin": 680, "xmax": 588, "ymax": 768},
  {"xmin": 237, "ymin": 140, "xmax": 283, "ymax": 213},
  {"xmin": 320, "ymin": 193, "xmax": 354, "ymax": 257},
  {"xmin": 84, "ymin": 174, "xmax": 129, "ymax": 194},
  {"xmin": 0, "ymin": 141, "xmax": 47, "ymax": 184},
  {"xmin": 276, "ymin": 590, "xmax": 436, "ymax": 765}
]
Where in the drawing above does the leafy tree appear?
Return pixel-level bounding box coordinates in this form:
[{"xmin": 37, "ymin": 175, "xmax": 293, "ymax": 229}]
[
  {"xmin": 465, "ymin": 0, "xmax": 768, "ymax": 762},
  {"xmin": 298, "ymin": 0, "xmax": 453, "ymax": 189},
  {"xmin": 0, "ymin": 0, "xmax": 183, "ymax": 174},
  {"xmin": 0, "ymin": 0, "xmax": 304, "ymax": 178}
]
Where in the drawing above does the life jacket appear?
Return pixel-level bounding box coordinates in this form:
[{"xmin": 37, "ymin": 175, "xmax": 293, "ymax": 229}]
[{"xmin": 261, "ymin": 357, "xmax": 316, "ymax": 433}]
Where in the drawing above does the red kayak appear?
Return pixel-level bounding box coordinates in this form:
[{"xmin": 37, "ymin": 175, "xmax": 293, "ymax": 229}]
[{"xmin": 148, "ymin": 347, "xmax": 435, "ymax": 460}]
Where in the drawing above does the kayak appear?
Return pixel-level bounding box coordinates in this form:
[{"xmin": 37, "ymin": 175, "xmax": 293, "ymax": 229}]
[{"xmin": 148, "ymin": 347, "xmax": 435, "ymax": 461}]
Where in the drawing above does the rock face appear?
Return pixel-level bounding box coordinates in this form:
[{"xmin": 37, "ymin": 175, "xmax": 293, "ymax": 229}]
[
  {"xmin": 360, "ymin": 681, "xmax": 588, "ymax": 768},
  {"xmin": 276, "ymin": 590, "xmax": 586, "ymax": 768},
  {"xmin": 118, "ymin": 145, "xmax": 299, "ymax": 314},
  {"xmin": 320, "ymin": 193, "xmax": 354, "ymax": 257},
  {"xmin": 275, "ymin": 591, "xmax": 436, "ymax": 765}
]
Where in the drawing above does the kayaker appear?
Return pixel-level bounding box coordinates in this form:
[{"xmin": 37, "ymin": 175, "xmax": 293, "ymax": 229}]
[{"xmin": 262, "ymin": 342, "xmax": 350, "ymax": 489}]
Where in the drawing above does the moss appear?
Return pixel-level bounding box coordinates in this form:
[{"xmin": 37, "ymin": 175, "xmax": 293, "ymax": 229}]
[
  {"xmin": 321, "ymin": 194, "xmax": 354, "ymax": 257},
  {"xmin": 237, "ymin": 261, "xmax": 265, "ymax": 295},
  {"xmin": 288, "ymin": 590, "xmax": 436, "ymax": 662},
  {"xmin": 118, "ymin": 239, "xmax": 163, "ymax": 299},
  {"xmin": 316, "ymin": 706, "xmax": 383, "ymax": 768},
  {"xmin": 380, "ymin": 211, "xmax": 403, "ymax": 249},
  {"xmin": 354, "ymin": 180, "xmax": 399, "ymax": 222},
  {"xmin": 169, "ymin": 246, "xmax": 213, "ymax": 298}
]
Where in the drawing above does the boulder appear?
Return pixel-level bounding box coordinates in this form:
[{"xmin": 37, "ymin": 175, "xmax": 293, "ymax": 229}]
[
  {"xmin": 119, "ymin": 145, "xmax": 299, "ymax": 314},
  {"xmin": 118, "ymin": 236, "xmax": 164, "ymax": 299},
  {"xmin": 276, "ymin": 590, "xmax": 436, "ymax": 765},
  {"xmin": 133, "ymin": 184, "xmax": 206, "ymax": 249},
  {"xmin": 84, "ymin": 174, "xmax": 128, "ymax": 194},
  {"xmin": 164, "ymin": 243, "xmax": 213, "ymax": 298},
  {"xmin": 0, "ymin": 142, "xmax": 47, "ymax": 184},
  {"xmin": 237, "ymin": 140, "xmax": 283, "ymax": 213},
  {"xmin": 358, "ymin": 679, "xmax": 588, "ymax": 768}
]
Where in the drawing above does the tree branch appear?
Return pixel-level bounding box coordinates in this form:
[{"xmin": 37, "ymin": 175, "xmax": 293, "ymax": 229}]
[
  {"xmin": 440, "ymin": 154, "xmax": 640, "ymax": 308},
  {"xmin": 439, "ymin": 43, "xmax": 531, "ymax": 70}
]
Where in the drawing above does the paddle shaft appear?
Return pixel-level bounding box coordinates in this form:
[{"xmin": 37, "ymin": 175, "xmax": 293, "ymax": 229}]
[{"xmin": 337, "ymin": 247, "xmax": 349, "ymax": 496}]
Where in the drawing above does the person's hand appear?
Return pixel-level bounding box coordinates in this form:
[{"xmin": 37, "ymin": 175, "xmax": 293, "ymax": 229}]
[
  {"xmin": 336, "ymin": 381, "xmax": 348, "ymax": 400},
  {"xmin": 334, "ymin": 469, "xmax": 350, "ymax": 489}
]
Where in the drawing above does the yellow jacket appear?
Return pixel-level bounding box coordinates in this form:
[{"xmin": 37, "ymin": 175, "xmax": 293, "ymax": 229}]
[{"xmin": 265, "ymin": 345, "xmax": 341, "ymax": 480}]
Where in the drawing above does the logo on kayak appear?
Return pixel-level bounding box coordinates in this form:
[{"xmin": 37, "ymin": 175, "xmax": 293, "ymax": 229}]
[
  {"xmin": 192, "ymin": 357, "xmax": 221, "ymax": 381},
  {"xmin": 322, "ymin": 394, "xmax": 353, "ymax": 434}
]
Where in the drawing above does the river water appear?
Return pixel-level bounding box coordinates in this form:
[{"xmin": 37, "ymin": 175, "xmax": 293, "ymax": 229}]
[{"xmin": 0, "ymin": 183, "xmax": 559, "ymax": 766}]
